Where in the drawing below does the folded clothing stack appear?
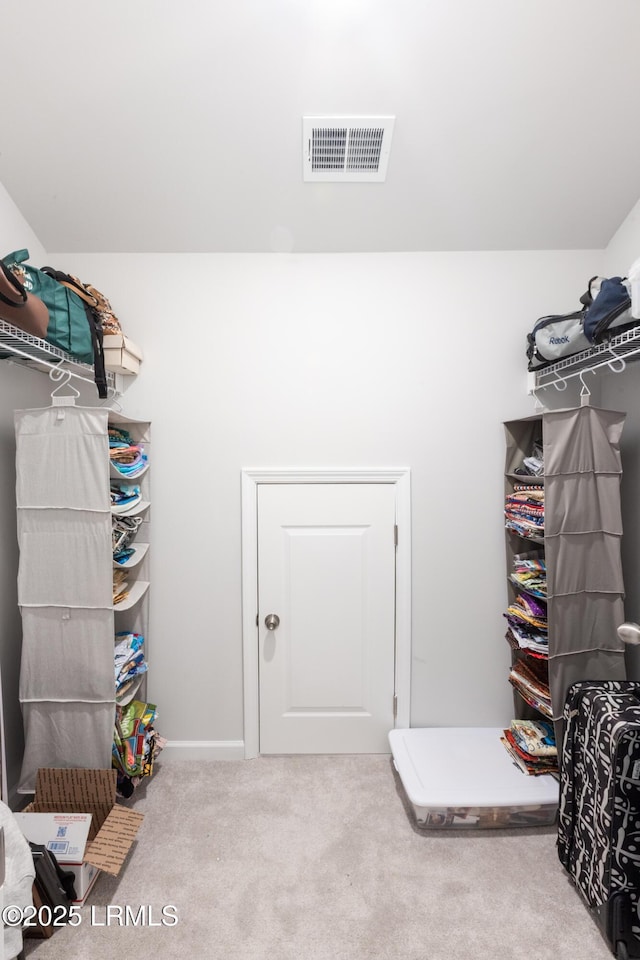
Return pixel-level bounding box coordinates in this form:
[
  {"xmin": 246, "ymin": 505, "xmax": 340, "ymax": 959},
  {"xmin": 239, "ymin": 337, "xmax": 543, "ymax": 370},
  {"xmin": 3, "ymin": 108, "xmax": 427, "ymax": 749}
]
[
  {"xmin": 114, "ymin": 631, "xmax": 147, "ymax": 702},
  {"xmin": 508, "ymin": 658, "xmax": 552, "ymax": 718},
  {"xmin": 110, "ymin": 482, "xmax": 141, "ymax": 515},
  {"xmin": 504, "ymin": 593, "xmax": 548, "ymax": 658},
  {"xmin": 509, "ymin": 553, "xmax": 546, "ymax": 598},
  {"xmin": 505, "ymin": 484, "xmax": 544, "ymax": 539},
  {"xmin": 501, "ymin": 719, "xmax": 558, "ymax": 776},
  {"xmin": 109, "ymin": 426, "xmax": 148, "ymax": 478}
]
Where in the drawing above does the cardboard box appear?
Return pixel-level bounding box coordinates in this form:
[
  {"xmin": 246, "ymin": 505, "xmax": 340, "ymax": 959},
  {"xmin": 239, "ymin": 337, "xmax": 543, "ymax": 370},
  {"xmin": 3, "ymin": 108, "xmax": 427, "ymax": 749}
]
[
  {"xmin": 15, "ymin": 810, "xmax": 98, "ymax": 903},
  {"xmin": 17, "ymin": 768, "xmax": 144, "ymax": 904},
  {"xmin": 103, "ymin": 334, "xmax": 143, "ymax": 375}
]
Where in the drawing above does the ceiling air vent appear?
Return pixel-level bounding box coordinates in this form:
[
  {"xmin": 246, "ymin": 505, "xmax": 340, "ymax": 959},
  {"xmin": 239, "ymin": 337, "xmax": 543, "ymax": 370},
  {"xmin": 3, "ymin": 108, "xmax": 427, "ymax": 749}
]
[{"xmin": 302, "ymin": 116, "xmax": 395, "ymax": 182}]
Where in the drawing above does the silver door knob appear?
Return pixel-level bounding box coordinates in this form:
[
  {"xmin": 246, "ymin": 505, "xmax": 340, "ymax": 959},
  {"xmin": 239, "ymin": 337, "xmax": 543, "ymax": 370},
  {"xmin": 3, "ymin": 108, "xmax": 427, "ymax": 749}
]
[{"xmin": 265, "ymin": 614, "xmax": 280, "ymax": 631}]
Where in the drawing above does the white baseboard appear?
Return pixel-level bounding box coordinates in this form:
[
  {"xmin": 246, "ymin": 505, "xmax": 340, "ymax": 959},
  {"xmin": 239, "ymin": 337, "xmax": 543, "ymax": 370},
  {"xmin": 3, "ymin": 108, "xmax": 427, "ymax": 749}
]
[{"xmin": 161, "ymin": 740, "xmax": 245, "ymax": 761}]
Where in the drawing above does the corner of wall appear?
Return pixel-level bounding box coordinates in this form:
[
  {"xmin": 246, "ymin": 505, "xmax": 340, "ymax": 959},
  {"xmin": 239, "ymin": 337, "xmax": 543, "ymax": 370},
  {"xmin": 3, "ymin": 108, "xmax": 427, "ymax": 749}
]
[
  {"xmin": 0, "ymin": 178, "xmax": 50, "ymax": 799},
  {"xmin": 0, "ymin": 180, "xmax": 47, "ymax": 261},
  {"xmin": 603, "ymin": 194, "xmax": 640, "ymax": 275}
]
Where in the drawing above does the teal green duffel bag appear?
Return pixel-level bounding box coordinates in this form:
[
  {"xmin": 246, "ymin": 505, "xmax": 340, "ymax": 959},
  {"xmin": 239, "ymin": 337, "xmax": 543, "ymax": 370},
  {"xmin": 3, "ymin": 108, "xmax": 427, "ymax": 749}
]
[{"xmin": 1, "ymin": 249, "xmax": 107, "ymax": 397}]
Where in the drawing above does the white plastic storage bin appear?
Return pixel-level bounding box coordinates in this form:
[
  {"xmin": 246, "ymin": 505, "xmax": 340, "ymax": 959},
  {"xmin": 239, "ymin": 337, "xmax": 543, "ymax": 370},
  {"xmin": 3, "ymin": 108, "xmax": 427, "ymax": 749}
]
[{"xmin": 389, "ymin": 727, "xmax": 559, "ymax": 829}]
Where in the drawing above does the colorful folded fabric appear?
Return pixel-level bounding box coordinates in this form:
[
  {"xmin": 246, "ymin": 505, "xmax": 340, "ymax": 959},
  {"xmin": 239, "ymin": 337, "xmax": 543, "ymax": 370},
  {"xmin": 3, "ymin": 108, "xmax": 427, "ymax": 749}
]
[
  {"xmin": 510, "ymin": 719, "xmax": 556, "ymax": 757},
  {"xmin": 509, "ymin": 554, "xmax": 547, "ymax": 598},
  {"xmin": 505, "ymin": 594, "xmax": 547, "ymax": 632},
  {"xmin": 504, "ymin": 626, "xmax": 548, "ymax": 658},
  {"xmin": 110, "ymin": 482, "xmax": 142, "ymax": 514},
  {"xmin": 508, "ymin": 658, "xmax": 552, "ymax": 718},
  {"xmin": 501, "ymin": 728, "xmax": 558, "ymax": 776},
  {"xmin": 113, "ymin": 699, "xmax": 158, "ymax": 778},
  {"xmin": 110, "ymin": 445, "xmax": 148, "ymax": 478},
  {"xmin": 114, "ymin": 631, "xmax": 147, "ymax": 694},
  {"xmin": 505, "ymin": 485, "xmax": 545, "ymax": 538}
]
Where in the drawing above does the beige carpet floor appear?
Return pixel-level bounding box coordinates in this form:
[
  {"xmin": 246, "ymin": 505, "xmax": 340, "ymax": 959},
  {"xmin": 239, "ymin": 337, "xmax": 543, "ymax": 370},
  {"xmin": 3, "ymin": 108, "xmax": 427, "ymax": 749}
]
[{"xmin": 22, "ymin": 756, "xmax": 614, "ymax": 960}]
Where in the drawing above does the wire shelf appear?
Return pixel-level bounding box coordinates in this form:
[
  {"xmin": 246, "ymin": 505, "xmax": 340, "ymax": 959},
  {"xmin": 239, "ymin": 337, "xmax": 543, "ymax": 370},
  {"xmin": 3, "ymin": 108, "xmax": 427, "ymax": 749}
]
[
  {"xmin": 0, "ymin": 317, "xmax": 116, "ymax": 393},
  {"xmin": 530, "ymin": 323, "xmax": 640, "ymax": 393}
]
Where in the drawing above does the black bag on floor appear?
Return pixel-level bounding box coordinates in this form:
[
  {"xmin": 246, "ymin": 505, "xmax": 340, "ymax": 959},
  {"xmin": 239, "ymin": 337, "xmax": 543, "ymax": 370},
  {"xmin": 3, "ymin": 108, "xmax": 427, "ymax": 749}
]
[
  {"xmin": 558, "ymin": 680, "xmax": 640, "ymax": 959},
  {"xmin": 27, "ymin": 841, "xmax": 76, "ymax": 937}
]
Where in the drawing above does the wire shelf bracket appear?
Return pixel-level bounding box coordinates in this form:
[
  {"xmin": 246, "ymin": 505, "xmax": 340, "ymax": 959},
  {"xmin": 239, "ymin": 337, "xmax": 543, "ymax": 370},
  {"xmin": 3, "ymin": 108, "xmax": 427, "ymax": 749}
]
[{"xmin": 528, "ymin": 324, "xmax": 640, "ymax": 404}]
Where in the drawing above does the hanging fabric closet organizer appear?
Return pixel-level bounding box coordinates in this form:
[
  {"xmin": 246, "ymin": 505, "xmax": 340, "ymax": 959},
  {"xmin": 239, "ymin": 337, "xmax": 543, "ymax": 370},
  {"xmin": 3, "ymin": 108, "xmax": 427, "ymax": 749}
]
[{"xmin": 14, "ymin": 403, "xmax": 154, "ymax": 795}]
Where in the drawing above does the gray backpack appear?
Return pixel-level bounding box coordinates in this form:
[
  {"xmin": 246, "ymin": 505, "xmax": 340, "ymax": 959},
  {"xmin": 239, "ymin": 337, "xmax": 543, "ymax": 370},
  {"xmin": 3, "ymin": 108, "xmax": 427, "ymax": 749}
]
[{"xmin": 527, "ymin": 309, "xmax": 590, "ymax": 371}]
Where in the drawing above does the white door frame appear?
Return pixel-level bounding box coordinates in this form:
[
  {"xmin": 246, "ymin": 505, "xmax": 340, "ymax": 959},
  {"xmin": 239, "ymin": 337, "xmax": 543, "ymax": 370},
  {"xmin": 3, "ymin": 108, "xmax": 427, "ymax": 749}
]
[{"xmin": 241, "ymin": 468, "xmax": 411, "ymax": 759}]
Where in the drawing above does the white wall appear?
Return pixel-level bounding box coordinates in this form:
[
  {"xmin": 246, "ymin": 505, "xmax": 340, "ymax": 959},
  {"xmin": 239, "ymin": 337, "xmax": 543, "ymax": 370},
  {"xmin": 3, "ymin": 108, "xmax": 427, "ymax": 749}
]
[
  {"xmin": 603, "ymin": 196, "xmax": 640, "ymax": 276},
  {"xmin": 0, "ymin": 197, "xmax": 618, "ymax": 769},
  {"xmin": 34, "ymin": 249, "xmax": 602, "ymax": 753},
  {"xmin": 600, "ymin": 197, "xmax": 640, "ymax": 677},
  {"xmin": 0, "ymin": 184, "xmax": 51, "ymax": 796}
]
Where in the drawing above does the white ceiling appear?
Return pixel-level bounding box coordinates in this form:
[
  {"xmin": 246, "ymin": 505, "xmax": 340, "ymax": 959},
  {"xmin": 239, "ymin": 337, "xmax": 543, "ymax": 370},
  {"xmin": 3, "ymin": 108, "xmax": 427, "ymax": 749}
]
[{"xmin": 3, "ymin": 0, "xmax": 640, "ymax": 254}]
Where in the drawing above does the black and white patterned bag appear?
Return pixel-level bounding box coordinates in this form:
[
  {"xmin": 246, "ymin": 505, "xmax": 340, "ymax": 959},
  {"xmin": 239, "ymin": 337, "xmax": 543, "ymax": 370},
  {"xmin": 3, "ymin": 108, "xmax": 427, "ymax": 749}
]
[{"xmin": 558, "ymin": 680, "xmax": 640, "ymax": 948}]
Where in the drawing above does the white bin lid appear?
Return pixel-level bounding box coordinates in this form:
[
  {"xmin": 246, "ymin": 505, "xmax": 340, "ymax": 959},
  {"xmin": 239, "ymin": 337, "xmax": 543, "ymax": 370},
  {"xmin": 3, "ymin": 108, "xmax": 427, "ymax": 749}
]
[{"xmin": 388, "ymin": 727, "xmax": 559, "ymax": 809}]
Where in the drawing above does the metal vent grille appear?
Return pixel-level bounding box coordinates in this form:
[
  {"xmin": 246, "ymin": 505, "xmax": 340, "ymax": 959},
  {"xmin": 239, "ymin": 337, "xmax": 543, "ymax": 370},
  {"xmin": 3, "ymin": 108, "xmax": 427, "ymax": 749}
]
[
  {"xmin": 346, "ymin": 127, "xmax": 385, "ymax": 171},
  {"xmin": 303, "ymin": 116, "xmax": 395, "ymax": 182},
  {"xmin": 311, "ymin": 128, "xmax": 347, "ymax": 171}
]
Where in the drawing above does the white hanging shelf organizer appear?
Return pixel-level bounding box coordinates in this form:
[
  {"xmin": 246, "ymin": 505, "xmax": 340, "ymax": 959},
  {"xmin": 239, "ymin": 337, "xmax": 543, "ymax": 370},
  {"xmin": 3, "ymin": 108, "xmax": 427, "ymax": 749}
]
[
  {"xmin": 0, "ymin": 316, "xmax": 123, "ymax": 396},
  {"xmin": 528, "ymin": 323, "xmax": 640, "ymax": 404}
]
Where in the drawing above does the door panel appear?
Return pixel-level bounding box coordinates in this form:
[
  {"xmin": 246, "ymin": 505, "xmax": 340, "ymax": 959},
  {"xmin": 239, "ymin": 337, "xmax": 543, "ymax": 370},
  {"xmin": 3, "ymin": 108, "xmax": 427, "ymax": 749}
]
[{"xmin": 258, "ymin": 482, "xmax": 396, "ymax": 754}]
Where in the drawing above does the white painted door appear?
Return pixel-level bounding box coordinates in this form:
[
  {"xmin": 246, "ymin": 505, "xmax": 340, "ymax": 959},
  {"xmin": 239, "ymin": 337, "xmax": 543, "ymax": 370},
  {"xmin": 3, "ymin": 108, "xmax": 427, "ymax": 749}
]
[{"xmin": 258, "ymin": 482, "xmax": 396, "ymax": 754}]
